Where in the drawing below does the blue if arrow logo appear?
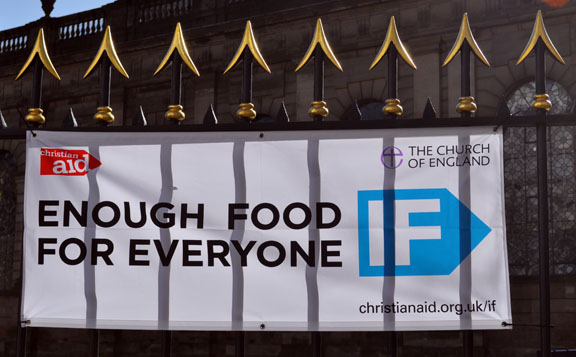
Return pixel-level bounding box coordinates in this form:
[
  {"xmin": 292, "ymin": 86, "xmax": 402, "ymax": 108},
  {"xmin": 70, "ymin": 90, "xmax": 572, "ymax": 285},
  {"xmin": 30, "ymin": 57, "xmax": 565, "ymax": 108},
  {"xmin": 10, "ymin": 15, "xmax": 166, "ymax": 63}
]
[{"xmin": 357, "ymin": 189, "xmax": 491, "ymax": 276}]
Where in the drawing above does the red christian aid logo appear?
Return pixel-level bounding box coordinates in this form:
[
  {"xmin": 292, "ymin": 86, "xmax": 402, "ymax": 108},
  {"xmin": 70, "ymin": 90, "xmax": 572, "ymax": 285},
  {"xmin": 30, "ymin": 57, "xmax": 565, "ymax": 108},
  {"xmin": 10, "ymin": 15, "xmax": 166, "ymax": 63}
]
[{"xmin": 40, "ymin": 148, "xmax": 102, "ymax": 176}]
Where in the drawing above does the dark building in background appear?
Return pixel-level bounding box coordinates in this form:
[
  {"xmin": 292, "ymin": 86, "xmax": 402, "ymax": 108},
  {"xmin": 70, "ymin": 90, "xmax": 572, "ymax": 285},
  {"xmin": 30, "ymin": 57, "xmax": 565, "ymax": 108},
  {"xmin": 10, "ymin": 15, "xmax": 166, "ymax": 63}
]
[{"xmin": 0, "ymin": 0, "xmax": 575, "ymax": 356}]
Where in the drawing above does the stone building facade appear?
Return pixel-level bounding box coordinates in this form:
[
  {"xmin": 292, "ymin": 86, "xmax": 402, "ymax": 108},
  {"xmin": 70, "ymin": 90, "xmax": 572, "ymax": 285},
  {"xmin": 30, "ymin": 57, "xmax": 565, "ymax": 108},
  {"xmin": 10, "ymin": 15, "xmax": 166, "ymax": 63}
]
[{"xmin": 0, "ymin": 0, "xmax": 575, "ymax": 356}]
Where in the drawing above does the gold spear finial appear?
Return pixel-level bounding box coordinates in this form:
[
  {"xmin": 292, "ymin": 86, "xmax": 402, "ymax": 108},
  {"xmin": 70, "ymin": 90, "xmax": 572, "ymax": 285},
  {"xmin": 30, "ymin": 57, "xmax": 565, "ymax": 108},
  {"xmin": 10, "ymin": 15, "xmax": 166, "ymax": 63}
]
[
  {"xmin": 517, "ymin": 11, "xmax": 564, "ymax": 112},
  {"xmin": 154, "ymin": 22, "xmax": 200, "ymax": 76},
  {"xmin": 295, "ymin": 18, "xmax": 343, "ymax": 72},
  {"xmin": 369, "ymin": 16, "xmax": 417, "ymax": 70},
  {"xmin": 84, "ymin": 26, "xmax": 129, "ymax": 78},
  {"xmin": 16, "ymin": 28, "xmax": 61, "ymax": 80},
  {"xmin": 442, "ymin": 13, "xmax": 490, "ymax": 67},
  {"xmin": 155, "ymin": 23, "xmax": 200, "ymax": 122},
  {"xmin": 516, "ymin": 10, "xmax": 565, "ymax": 65},
  {"xmin": 223, "ymin": 20, "xmax": 270, "ymax": 74}
]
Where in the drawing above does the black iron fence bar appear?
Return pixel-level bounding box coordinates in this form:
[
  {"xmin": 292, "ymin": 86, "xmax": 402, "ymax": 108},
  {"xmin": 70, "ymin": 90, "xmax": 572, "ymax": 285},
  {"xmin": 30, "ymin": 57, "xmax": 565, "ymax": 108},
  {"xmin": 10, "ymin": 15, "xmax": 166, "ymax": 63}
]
[
  {"xmin": 15, "ymin": 323, "xmax": 26, "ymax": 357},
  {"xmin": 16, "ymin": 249, "xmax": 27, "ymax": 357},
  {"xmin": 456, "ymin": 22, "xmax": 476, "ymax": 357},
  {"xmin": 312, "ymin": 47, "xmax": 324, "ymax": 123},
  {"xmin": 161, "ymin": 330, "xmax": 171, "ymax": 357},
  {"xmin": 171, "ymin": 54, "xmax": 183, "ymax": 111},
  {"xmin": 241, "ymin": 49, "xmax": 253, "ymax": 109},
  {"xmin": 313, "ymin": 332, "xmax": 321, "ymax": 357},
  {"xmin": 295, "ymin": 18, "xmax": 342, "ymax": 124},
  {"xmin": 384, "ymin": 22, "xmax": 399, "ymax": 357},
  {"xmin": 368, "ymin": 15, "xmax": 416, "ymax": 119},
  {"xmin": 15, "ymin": 28, "xmax": 62, "ymax": 127},
  {"xmin": 236, "ymin": 332, "xmax": 245, "ymax": 357},
  {"xmin": 311, "ymin": 45, "xmax": 324, "ymax": 357},
  {"xmin": 386, "ymin": 46, "xmax": 397, "ymax": 110},
  {"xmin": 536, "ymin": 116, "xmax": 550, "ymax": 357},
  {"xmin": 460, "ymin": 42, "xmax": 471, "ymax": 121},
  {"xmin": 442, "ymin": 13, "xmax": 490, "ymax": 121},
  {"xmin": 31, "ymin": 59, "xmax": 43, "ymax": 112},
  {"xmin": 99, "ymin": 56, "xmax": 111, "ymax": 110},
  {"xmin": 223, "ymin": 20, "xmax": 270, "ymax": 122},
  {"xmin": 154, "ymin": 23, "xmax": 200, "ymax": 123},
  {"xmin": 514, "ymin": 10, "xmax": 566, "ymax": 356},
  {"xmin": 535, "ymin": 39, "xmax": 551, "ymax": 357},
  {"xmin": 89, "ymin": 329, "xmax": 99, "ymax": 357},
  {"xmin": 459, "ymin": 40, "xmax": 472, "ymax": 357},
  {"xmin": 83, "ymin": 26, "xmax": 129, "ymax": 126},
  {"xmin": 459, "ymin": 29, "xmax": 472, "ymax": 357}
]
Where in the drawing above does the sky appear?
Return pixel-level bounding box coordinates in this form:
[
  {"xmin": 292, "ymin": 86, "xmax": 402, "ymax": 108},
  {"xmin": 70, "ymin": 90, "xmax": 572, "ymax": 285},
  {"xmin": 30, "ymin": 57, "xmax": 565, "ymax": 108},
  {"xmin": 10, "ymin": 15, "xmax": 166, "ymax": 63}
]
[{"xmin": 0, "ymin": 0, "xmax": 116, "ymax": 31}]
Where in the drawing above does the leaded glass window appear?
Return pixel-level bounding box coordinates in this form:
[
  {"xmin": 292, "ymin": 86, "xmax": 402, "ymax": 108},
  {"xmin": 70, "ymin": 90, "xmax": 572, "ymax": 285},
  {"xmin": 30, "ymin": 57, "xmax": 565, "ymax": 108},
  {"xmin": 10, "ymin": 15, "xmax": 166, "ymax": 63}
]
[
  {"xmin": 506, "ymin": 80, "xmax": 573, "ymax": 115},
  {"xmin": 504, "ymin": 81, "xmax": 576, "ymax": 275}
]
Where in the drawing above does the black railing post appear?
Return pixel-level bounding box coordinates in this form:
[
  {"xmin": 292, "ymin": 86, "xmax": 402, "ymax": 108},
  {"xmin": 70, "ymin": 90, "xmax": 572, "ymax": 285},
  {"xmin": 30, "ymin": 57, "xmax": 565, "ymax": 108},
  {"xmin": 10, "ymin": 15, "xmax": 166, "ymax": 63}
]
[
  {"xmin": 460, "ymin": 42, "xmax": 471, "ymax": 120},
  {"xmin": 442, "ymin": 13, "xmax": 489, "ymax": 118},
  {"xmin": 16, "ymin": 324, "xmax": 27, "ymax": 357},
  {"xmin": 89, "ymin": 330, "xmax": 100, "ymax": 357},
  {"xmin": 90, "ymin": 58, "xmax": 110, "ymax": 357},
  {"xmin": 295, "ymin": 18, "xmax": 342, "ymax": 124},
  {"xmin": 311, "ymin": 44, "xmax": 324, "ymax": 357},
  {"xmin": 235, "ymin": 331, "xmax": 245, "ymax": 357},
  {"xmin": 442, "ymin": 14, "xmax": 490, "ymax": 357},
  {"xmin": 154, "ymin": 22, "xmax": 200, "ymax": 124},
  {"xmin": 31, "ymin": 59, "xmax": 43, "ymax": 110},
  {"xmin": 536, "ymin": 118, "xmax": 550, "ymax": 357},
  {"xmin": 94, "ymin": 55, "xmax": 112, "ymax": 128},
  {"xmin": 460, "ymin": 40, "xmax": 473, "ymax": 357},
  {"xmin": 386, "ymin": 46, "xmax": 398, "ymax": 117},
  {"xmin": 366, "ymin": 15, "xmax": 419, "ymax": 356},
  {"xmin": 294, "ymin": 19, "xmax": 344, "ymax": 357},
  {"xmin": 16, "ymin": 254, "xmax": 27, "ymax": 357},
  {"xmin": 161, "ymin": 331, "xmax": 172, "ymax": 357},
  {"xmin": 171, "ymin": 54, "xmax": 182, "ymax": 107},
  {"xmin": 166, "ymin": 50, "xmax": 183, "ymax": 126},
  {"xmin": 99, "ymin": 56, "xmax": 111, "ymax": 109},
  {"xmin": 84, "ymin": 25, "xmax": 129, "ymax": 126},
  {"xmin": 241, "ymin": 49, "xmax": 253, "ymax": 106},
  {"xmin": 368, "ymin": 16, "xmax": 416, "ymax": 119},
  {"xmin": 14, "ymin": 28, "xmax": 62, "ymax": 356},
  {"xmin": 535, "ymin": 40, "xmax": 546, "ymax": 96},
  {"xmin": 535, "ymin": 38, "xmax": 551, "ymax": 357},
  {"xmin": 386, "ymin": 332, "xmax": 397, "ymax": 357},
  {"xmin": 516, "ymin": 11, "xmax": 566, "ymax": 356},
  {"xmin": 15, "ymin": 28, "xmax": 61, "ymax": 127},
  {"xmin": 312, "ymin": 331, "xmax": 321, "ymax": 357},
  {"xmin": 26, "ymin": 57, "xmax": 45, "ymax": 129},
  {"xmin": 312, "ymin": 47, "xmax": 324, "ymax": 123},
  {"xmin": 223, "ymin": 20, "xmax": 271, "ymax": 122},
  {"xmin": 222, "ymin": 21, "xmax": 271, "ymax": 355}
]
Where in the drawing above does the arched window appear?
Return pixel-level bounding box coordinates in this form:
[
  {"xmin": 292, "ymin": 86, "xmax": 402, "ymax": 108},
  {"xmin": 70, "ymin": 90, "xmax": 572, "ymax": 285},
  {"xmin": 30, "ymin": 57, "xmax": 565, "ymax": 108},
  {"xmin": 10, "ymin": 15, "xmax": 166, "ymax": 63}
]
[
  {"xmin": 506, "ymin": 80, "xmax": 573, "ymax": 115},
  {"xmin": 504, "ymin": 80, "xmax": 576, "ymax": 275}
]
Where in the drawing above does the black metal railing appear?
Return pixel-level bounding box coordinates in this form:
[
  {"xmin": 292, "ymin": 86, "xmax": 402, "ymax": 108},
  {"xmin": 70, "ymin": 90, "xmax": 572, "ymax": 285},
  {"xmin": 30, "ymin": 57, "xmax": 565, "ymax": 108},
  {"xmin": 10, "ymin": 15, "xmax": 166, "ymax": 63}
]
[{"xmin": 0, "ymin": 7, "xmax": 573, "ymax": 357}]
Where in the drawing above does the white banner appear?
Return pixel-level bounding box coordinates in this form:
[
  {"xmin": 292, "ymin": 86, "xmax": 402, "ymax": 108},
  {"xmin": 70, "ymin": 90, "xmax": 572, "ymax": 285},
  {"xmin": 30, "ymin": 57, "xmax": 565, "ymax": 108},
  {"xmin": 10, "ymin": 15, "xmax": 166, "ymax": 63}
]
[{"xmin": 23, "ymin": 127, "xmax": 511, "ymax": 331}]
